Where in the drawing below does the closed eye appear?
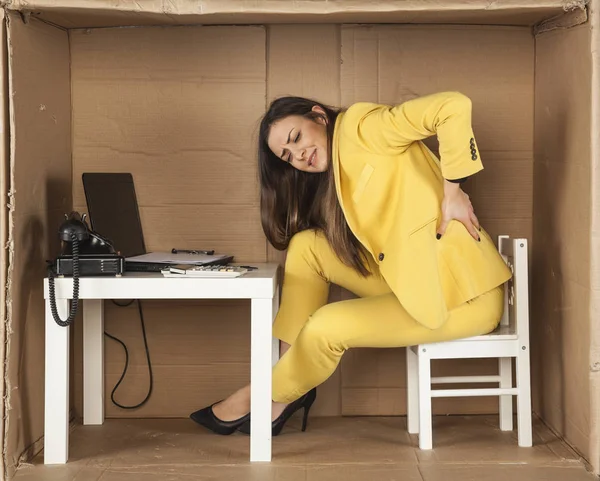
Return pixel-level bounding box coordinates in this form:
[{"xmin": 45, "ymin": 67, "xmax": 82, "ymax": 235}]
[
  {"xmin": 280, "ymin": 149, "xmax": 292, "ymax": 163},
  {"xmin": 288, "ymin": 133, "xmax": 300, "ymax": 162},
  {"xmin": 281, "ymin": 132, "xmax": 300, "ymax": 162}
]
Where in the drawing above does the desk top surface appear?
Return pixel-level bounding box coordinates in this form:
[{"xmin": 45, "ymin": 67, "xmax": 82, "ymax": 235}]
[
  {"xmin": 121, "ymin": 263, "xmax": 278, "ymax": 280},
  {"xmin": 44, "ymin": 263, "xmax": 281, "ymax": 300}
]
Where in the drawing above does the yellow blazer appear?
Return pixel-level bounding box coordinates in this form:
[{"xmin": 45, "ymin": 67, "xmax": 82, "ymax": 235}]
[{"xmin": 332, "ymin": 91, "xmax": 512, "ymax": 330}]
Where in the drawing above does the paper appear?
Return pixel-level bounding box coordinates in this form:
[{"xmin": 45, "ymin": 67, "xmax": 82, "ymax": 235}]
[{"xmin": 126, "ymin": 251, "xmax": 231, "ymax": 265}]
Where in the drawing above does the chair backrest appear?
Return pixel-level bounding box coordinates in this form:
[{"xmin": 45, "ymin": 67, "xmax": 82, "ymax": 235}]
[{"xmin": 498, "ymin": 235, "xmax": 530, "ymax": 343}]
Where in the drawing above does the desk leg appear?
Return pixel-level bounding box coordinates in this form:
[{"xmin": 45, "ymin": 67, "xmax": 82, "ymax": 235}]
[
  {"xmin": 250, "ymin": 295, "xmax": 278, "ymax": 462},
  {"xmin": 272, "ymin": 284, "xmax": 280, "ymax": 366},
  {"xmin": 44, "ymin": 298, "xmax": 70, "ymax": 464},
  {"xmin": 83, "ymin": 300, "xmax": 104, "ymax": 425}
]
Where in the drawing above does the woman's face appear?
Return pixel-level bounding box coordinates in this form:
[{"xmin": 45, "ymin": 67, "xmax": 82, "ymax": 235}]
[{"xmin": 267, "ymin": 107, "xmax": 329, "ymax": 173}]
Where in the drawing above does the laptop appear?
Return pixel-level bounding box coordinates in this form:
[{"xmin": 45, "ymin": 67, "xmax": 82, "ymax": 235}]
[{"xmin": 82, "ymin": 173, "xmax": 233, "ymax": 272}]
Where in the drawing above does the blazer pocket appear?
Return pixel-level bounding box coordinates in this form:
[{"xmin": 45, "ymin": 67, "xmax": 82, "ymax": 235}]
[
  {"xmin": 408, "ymin": 216, "xmax": 438, "ymax": 236},
  {"xmin": 352, "ymin": 164, "xmax": 374, "ymax": 203}
]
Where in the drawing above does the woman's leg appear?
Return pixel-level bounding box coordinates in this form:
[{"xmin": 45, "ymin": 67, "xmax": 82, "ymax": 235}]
[
  {"xmin": 212, "ymin": 229, "xmax": 390, "ymax": 421},
  {"xmin": 272, "ymin": 285, "xmax": 504, "ymax": 403},
  {"xmin": 273, "ymin": 229, "xmax": 391, "ymax": 345}
]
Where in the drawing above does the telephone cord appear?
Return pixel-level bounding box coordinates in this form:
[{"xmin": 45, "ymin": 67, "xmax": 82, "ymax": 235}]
[
  {"xmin": 48, "ymin": 232, "xmax": 80, "ymax": 327},
  {"xmin": 105, "ymin": 299, "xmax": 154, "ymax": 410},
  {"xmin": 47, "ymin": 237, "xmax": 152, "ymax": 409}
]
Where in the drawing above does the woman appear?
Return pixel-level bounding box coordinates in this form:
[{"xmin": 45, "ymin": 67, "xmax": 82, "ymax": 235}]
[{"xmin": 190, "ymin": 91, "xmax": 512, "ymax": 436}]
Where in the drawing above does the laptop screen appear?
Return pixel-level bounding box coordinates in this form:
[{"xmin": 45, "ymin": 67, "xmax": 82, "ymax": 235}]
[{"xmin": 82, "ymin": 173, "xmax": 147, "ymax": 258}]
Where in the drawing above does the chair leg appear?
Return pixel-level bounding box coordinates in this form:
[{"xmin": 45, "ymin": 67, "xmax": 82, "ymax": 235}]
[
  {"xmin": 516, "ymin": 347, "xmax": 533, "ymax": 447},
  {"xmin": 406, "ymin": 346, "xmax": 419, "ymax": 434},
  {"xmin": 417, "ymin": 348, "xmax": 433, "ymax": 450},
  {"xmin": 499, "ymin": 357, "xmax": 513, "ymax": 431}
]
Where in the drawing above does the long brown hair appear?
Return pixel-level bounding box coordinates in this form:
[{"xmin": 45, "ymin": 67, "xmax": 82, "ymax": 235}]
[{"xmin": 258, "ymin": 96, "xmax": 370, "ymax": 276}]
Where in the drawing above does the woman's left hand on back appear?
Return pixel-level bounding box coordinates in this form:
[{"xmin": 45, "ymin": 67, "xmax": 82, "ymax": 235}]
[{"xmin": 437, "ymin": 180, "xmax": 480, "ymax": 241}]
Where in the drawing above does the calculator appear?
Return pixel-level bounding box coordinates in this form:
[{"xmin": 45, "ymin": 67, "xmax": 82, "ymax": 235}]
[{"xmin": 161, "ymin": 264, "xmax": 248, "ymax": 278}]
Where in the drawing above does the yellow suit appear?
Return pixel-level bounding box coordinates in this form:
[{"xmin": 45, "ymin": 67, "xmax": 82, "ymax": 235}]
[
  {"xmin": 270, "ymin": 91, "xmax": 510, "ymax": 403},
  {"xmin": 332, "ymin": 91, "xmax": 512, "ymax": 330}
]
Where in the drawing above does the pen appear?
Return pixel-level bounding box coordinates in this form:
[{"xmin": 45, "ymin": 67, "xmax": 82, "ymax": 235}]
[
  {"xmin": 239, "ymin": 265, "xmax": 257, "ymax": 271},
  {"xmin": 171, "ymin": 248, "xmax": 215, "ymax": 255}
]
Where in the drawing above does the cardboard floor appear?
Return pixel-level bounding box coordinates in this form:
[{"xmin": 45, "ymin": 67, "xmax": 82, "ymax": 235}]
[{"xmin": 11, "ymin": 415, "xmax": 596, "ymax": 481}]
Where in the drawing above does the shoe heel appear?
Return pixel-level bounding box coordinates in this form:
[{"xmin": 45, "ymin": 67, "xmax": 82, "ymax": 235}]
[
  {"xmin": 301, "ymin": 388, "xmax": 317, "ymax": 432},
  {"xmin": 301, "ymin": 405, "xmax": 311, "ymax": 432}
]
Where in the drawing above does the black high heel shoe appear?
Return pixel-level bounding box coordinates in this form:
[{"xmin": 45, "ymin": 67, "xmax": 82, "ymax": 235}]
[
  {"xmin": 189, "ymin": 401, "xmax": 249, "ymax": 435},
  {"xmin": 237, "ymin": 388, "xmax": 317, "ymax": 436}
]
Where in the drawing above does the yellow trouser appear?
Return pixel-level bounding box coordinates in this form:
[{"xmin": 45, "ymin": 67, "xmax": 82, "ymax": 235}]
[{"xmin": 271, "ymin": 229, "xmax": 505, "ymax": 403}]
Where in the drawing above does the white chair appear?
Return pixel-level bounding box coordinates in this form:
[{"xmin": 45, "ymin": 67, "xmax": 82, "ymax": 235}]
[{"xmin": 406, "ymin": 235, "xmax": 532, "ymax": 449}]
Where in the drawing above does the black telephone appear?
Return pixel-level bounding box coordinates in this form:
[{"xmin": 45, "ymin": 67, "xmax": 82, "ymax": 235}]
[{"xmin": 47, "ymin": 211, "xmax": 125, "ymax": 327}]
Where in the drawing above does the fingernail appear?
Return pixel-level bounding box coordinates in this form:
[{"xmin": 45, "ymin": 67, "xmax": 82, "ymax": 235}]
[{"xmin": 436, "ymin": 233, "xmax": 441, "ymax": 240}]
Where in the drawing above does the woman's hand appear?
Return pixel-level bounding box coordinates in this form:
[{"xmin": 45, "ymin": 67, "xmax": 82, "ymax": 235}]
[{"xmin": 437, "ymin": 180, "xmax": 480, "ymax": 241}]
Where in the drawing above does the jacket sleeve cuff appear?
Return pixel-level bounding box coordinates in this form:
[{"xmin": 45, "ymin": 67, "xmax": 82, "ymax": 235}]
[
  {"xmin": 436, "ymin": 95, "xmax": 485, "ymax": 180},
  {"xmin": 446, "ymin": 176, "xmax": 468, "ymax": 183}
]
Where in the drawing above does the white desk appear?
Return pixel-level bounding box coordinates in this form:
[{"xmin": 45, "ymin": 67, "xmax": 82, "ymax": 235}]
[{"xmin": 43, "ymin": 263, "xmax": 280, "ymax": 464}]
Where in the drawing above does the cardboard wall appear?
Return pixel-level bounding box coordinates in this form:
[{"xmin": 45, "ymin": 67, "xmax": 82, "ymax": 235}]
[
  {"xmin": 69, "ymin": 25, "xmax": 267, "ymax": 418},
  {"xmin": 0, "ymin": 8, "xmax": 8, "ymax": 480},
  {"xmin": 3, "ymin": 4, "xmax": 597, "ymax": 474},
  {"xmin": 66, "ymin": 23, "xmax": 535, "ymax": 420},
  {"xmin": 5, "ymin": 13, "xmax": 72, "ymax": 476},
  {"xmin": 3, "ymin": 0, "xmax": 580, "ymax": 28},
  {"xmin": 533, "ymin": 21, "xmax": 593, "ymax": 461},
  {"xmin": 589, "ymin": 0, "xmax": 600, "ymax": 471}
]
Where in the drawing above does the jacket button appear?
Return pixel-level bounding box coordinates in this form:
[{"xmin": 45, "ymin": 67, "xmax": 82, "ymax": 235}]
[{"xmin": 378, "ymin": 253, "xmax": 384, "ymax": 261}]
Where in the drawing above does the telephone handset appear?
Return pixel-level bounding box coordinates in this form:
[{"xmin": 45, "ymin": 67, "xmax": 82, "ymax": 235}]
[
  {"xmin": 47, "ymin": 211, "xmax": 124, "ymax": 327},
  {"xmin": 59, "ymin": 212, "xmax": 90, "ymax": 242}
]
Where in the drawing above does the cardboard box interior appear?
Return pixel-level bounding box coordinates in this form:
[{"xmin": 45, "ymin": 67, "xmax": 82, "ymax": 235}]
[
  {"xmin": 0, "ymin": 8, "xmax": 7, "ymax": 480},
  {"xmin": 1, "ymin": 0, "xmax": 598, "ymax": 478}
]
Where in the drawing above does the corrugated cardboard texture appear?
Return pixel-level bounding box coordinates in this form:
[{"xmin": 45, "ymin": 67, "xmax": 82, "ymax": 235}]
[
  {"xmin": 0, "ymin": 8, "xmax": 8, "ymax": 479},
  {"xmin": 67, "ymin": 22, "xmax": 539, "ymax": 421},
  {"xmin": 3, "ymin": 0, "xmax": 585, "ymax": 28},
  {"xmin": 5, "ymin": 12, "xmax": 72, "ymax": 478},
  {"xmin": 3, "ymin": 4, "xmax": 599, "ymax": 475},
  {"xmin": 340, "ymin": 24, "xmax": 534, "ymax": 415},
  {"xmin": 8, "ymin": 416, "xmax": 596, "ymax": 481},
  {"xmin": 70, "ymin": 25, "xmax": 266, "ymax": 418},
  {"xmin": 589, "ymin": 1, "xmax": 600, "ymax": 474},
  {"xmin": 74, "ymin": 300, "xmax": 253, "ymax": 417},
  {"xmin": 533, "ymin": 22, "xmax": 592, "ymax": 462}
]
